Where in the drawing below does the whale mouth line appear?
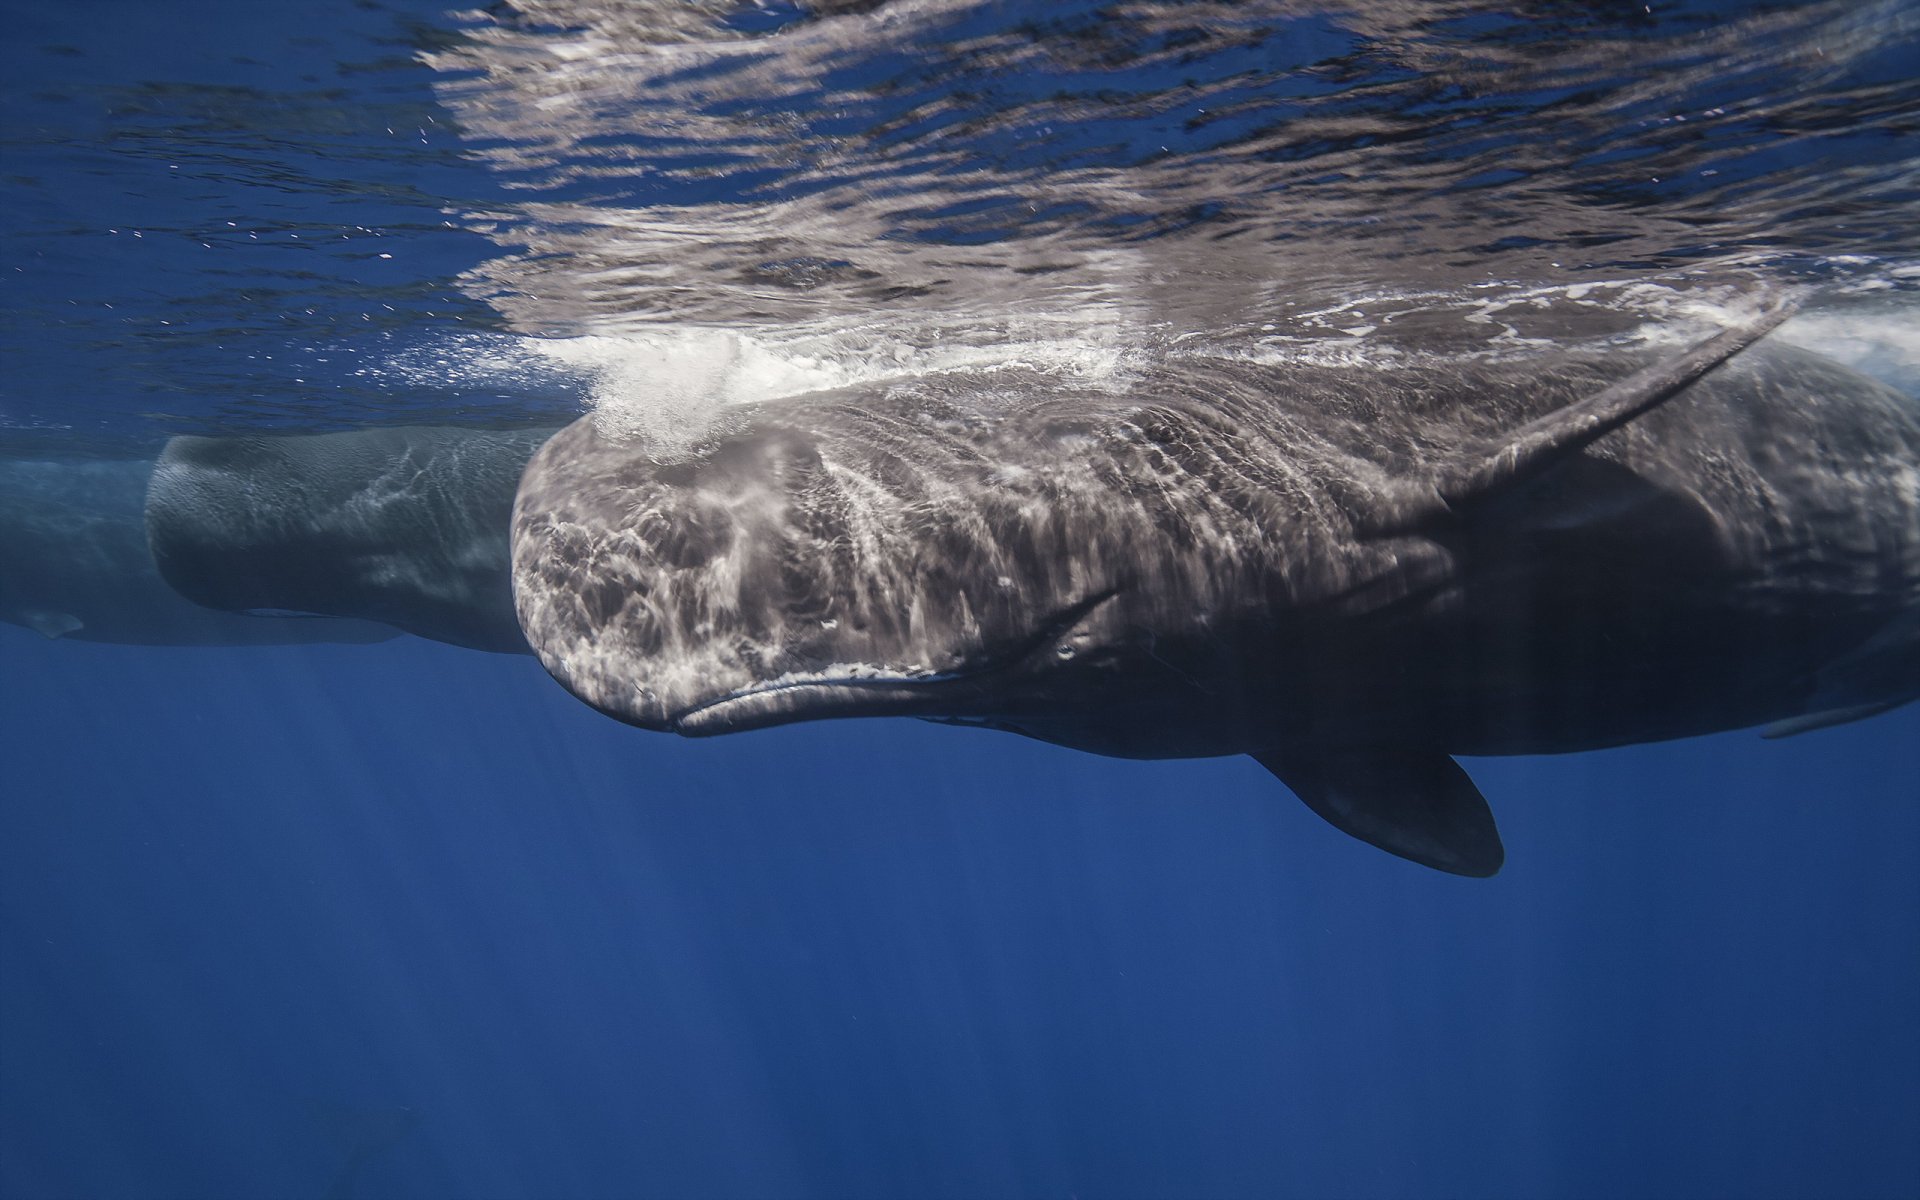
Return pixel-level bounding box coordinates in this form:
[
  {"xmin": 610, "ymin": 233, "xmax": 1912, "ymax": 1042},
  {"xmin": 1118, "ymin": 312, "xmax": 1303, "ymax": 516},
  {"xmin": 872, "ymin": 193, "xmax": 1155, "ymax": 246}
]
[
  {"xmin": 670, "ymin": 675, "xmax": 969, "ymax": 735},
  {"xmin": 670, "ymin": 586, "xmax": 1121, "ymax": 735}
]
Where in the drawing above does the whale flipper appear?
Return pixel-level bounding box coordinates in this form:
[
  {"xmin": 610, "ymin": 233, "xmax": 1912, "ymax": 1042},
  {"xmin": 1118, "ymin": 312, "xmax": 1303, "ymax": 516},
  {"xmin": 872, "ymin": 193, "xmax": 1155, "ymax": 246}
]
[
  {"xmin": 18, "ymin": 610, "xmax": 84, "ymax": 639},
  {"xmin": 1253, "ymin": 748, "xmax": 1505, "ymax": 877},
  {"xmin": 1762, "ymin": 700, "xmax": 1912, "ymax": 739},
  {"xmin": 1762, "ymin": 609, "xmax": 1920, "ymax": 738},
  {"xmin": 1437, "ymin": 302, "xmax": 1797, "ymax": 509}
]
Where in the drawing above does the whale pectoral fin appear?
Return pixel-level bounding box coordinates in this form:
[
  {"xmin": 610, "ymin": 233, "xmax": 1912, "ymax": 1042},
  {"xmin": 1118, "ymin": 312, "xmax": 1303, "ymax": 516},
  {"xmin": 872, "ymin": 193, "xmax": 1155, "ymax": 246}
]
[
  {"xmin": 1432, "ymin": 301, "xmax": 1798, "ymax": 515},
  {"xmin": 1762, "ymin": 699, "xmax": 1912, "ymax": 739},
  {"xmin": 1762, "ymin": 612, "xmax": 1920, "ymax": 739},
  {"xmin": 18, "ymin": 610, "xmax": 85, "ymax": 639},
  {"xmin": 1253, "ymin": 748, "xmax": 1505, "ymax": 877}
]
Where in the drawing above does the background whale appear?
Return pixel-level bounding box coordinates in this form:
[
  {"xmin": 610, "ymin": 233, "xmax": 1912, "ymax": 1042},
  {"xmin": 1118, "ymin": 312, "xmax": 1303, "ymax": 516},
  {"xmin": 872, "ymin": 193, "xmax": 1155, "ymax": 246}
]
[
  {"xmin": 0, "ymin": 453, "xmax": 397, "ymax": 647},
  {"xmin": 145, "ymin": 426, "xmax": 556, "ymax": 654},
  {"xmin": 511, "ymin": 317, "xmax": 1920, "ymax": 875}
]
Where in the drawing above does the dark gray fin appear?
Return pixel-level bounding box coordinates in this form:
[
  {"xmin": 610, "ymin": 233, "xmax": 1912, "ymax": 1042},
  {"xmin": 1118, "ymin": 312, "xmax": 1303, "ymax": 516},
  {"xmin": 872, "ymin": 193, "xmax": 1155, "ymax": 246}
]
[
  {"xmin": 1763, "ymin": 611, "xmax": 1920, "ymax": 738},
  {"xmin": 19, "ymin": 610, "xmax": 84, "ymax": 639},
  {"xmin": 1252, "ymin": 748, "xmax": 1505, "ymax": 877},
  {"xmin": 1762, "ymin": 699, "xmax": 1912, "ymax": 739},
  {"xmin": 1436, "ymin": 300, "xmax": 1798, "ymax": 511}
]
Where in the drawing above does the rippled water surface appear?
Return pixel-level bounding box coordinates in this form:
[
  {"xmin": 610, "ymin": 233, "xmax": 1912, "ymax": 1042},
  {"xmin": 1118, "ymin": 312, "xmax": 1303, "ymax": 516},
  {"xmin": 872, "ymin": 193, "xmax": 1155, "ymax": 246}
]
[{"xmin": 5, "ymin": 0, "xmax": 1917, "ymax": 447}]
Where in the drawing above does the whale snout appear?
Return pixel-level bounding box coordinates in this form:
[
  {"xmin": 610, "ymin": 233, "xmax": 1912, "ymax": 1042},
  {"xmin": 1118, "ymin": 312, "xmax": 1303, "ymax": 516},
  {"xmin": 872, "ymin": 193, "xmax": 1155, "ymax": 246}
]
[{"xmin": 513, "ymin": 412, "xmax": 1133, "ymax": 735}]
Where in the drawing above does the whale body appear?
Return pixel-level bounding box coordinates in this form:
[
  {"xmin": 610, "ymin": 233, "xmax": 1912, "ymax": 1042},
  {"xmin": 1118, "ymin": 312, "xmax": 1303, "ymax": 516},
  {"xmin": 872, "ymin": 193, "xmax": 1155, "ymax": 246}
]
[
  {"xmin": 511, "ymin": 314, "xmax": 1920, "ymax": 875},
  {"xmin": 0, "ymin": 454, "xmax": 397, "ymax": 647},
  {"xmin": 146, "ymin": 426, "xmax": 555, "ymax": 653}
]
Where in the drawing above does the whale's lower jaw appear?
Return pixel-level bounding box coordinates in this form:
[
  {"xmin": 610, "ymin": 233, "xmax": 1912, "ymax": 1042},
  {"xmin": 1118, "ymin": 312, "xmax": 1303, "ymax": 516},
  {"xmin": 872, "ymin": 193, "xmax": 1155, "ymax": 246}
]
[
  {"xmin": 646, "ymin": 589, "xmax": 1129, "ymax": 736},
  {"xmin": 669, "ymin": 675, "xmax": 980, "ymax": 735}
]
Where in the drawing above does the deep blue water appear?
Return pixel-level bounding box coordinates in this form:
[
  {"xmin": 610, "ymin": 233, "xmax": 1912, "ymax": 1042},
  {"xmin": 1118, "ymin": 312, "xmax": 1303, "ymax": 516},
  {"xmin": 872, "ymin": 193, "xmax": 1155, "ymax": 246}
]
[
  {"xmin": 6, "ymin": 633, "xmax": 1919, "ymax": 1198},
  {"xmin": 5, "ymin": 2, "xmax": 1920, "ymax": 1198}
]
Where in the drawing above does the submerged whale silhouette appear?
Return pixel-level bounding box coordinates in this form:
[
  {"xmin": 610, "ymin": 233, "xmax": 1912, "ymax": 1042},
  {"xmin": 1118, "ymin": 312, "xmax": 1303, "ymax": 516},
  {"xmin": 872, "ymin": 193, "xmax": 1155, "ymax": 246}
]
[
  {"xmin": 145, "ymin": 426, "xmax": 554, "ymax": 654},
  {"xmin": 0, "ymin": 455, "xmax": 397, "ymax": 646},
  {"xmin": 16, "ymin": 312, "xmax": 1915, "ymax": 874},
  {"xmin": 511, "ymin": 310, "xmax": 1920, "ymax": 875}
]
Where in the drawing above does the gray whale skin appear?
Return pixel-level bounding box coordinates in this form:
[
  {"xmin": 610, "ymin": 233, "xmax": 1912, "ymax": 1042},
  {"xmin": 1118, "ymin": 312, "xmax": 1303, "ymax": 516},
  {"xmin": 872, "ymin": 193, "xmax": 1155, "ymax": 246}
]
[
  {"xmin": 513, "ymin": 309, "xmax": 1920, "ymax": 876},
  {"xmin": 146, "ymin": 426, "xmax": 554, "ymax": 654}
]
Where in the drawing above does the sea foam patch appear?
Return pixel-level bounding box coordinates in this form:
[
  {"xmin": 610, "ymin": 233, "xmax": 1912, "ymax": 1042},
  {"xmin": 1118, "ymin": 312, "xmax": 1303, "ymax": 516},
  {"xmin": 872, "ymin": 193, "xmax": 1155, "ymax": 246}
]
[
  {"xmin": 529, "ymin": 329, "xmax": 848, "ymax": 459},
  {"xmin": 1776, "ymin": 307, "xmax": 1920, "ymax": 398},
  {"xmin": 519, "ymin": 315, "xmax": 1153, "ymax": 460}
]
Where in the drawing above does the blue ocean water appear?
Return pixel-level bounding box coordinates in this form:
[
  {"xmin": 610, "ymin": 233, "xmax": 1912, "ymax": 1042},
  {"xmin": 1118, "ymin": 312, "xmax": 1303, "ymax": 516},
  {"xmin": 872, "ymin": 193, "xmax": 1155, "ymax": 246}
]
[{"xmin": 4, "ymin": 2, "xmax": 1919, "ymax": 1198}]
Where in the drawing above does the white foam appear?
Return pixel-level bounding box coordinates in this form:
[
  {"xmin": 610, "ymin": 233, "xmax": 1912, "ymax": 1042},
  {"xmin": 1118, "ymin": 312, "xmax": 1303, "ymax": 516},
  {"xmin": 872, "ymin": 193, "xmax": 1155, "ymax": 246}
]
[
  {"xmin": 1775, "ymin": 309, "xmax": 1920, "ymax": 398},
  {"xmin": 529, "ymin": 329, "xmax": 849, "ymax": 458},
  {"xmin": 520, "ymin": 314, "xmax": 1152, "ymax": 459},
  {"xmin": 357, "ymin": 329, "xmax": 586, "ymax": 395}
]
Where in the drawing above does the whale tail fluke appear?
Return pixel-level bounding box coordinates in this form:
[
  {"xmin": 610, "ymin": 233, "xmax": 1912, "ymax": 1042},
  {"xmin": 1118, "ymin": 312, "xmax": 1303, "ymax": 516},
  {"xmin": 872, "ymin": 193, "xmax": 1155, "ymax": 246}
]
[{"xmin": 1254, "ymin": 747, "xmax": 1505, "ymax": 877}]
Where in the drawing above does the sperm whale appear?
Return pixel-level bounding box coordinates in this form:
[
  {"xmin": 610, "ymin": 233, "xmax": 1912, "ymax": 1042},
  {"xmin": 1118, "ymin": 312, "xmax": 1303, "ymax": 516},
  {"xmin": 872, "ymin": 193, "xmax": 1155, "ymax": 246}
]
[
  {"xmin": 145, "ymin": 426, "xmax": 555, "ymax": 653},
  {"xmin": 510, "ymin": 310, "xmax": 1920, "ymax": 875}
]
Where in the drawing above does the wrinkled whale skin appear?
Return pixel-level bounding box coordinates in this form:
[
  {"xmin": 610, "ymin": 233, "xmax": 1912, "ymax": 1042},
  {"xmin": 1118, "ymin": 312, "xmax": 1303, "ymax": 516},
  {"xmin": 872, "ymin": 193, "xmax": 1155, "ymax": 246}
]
[
  {"xmin": 516, "ymin": 339, "xmax": 1919, "ymax": 750},
  {"xmin": 512, "ymin": 333, "xmax": 1920, "ymax": 872},
  {"xmin": 147, "ymin": 427, "xmax": 556, "ymax": 653}
]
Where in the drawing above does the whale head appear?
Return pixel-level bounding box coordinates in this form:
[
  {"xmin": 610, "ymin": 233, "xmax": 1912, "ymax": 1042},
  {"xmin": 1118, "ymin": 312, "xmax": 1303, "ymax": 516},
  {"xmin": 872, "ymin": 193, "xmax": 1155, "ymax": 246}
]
[{"xmin": 511, "ymin": 405, "xmax": 1137, "ymax": 736}]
